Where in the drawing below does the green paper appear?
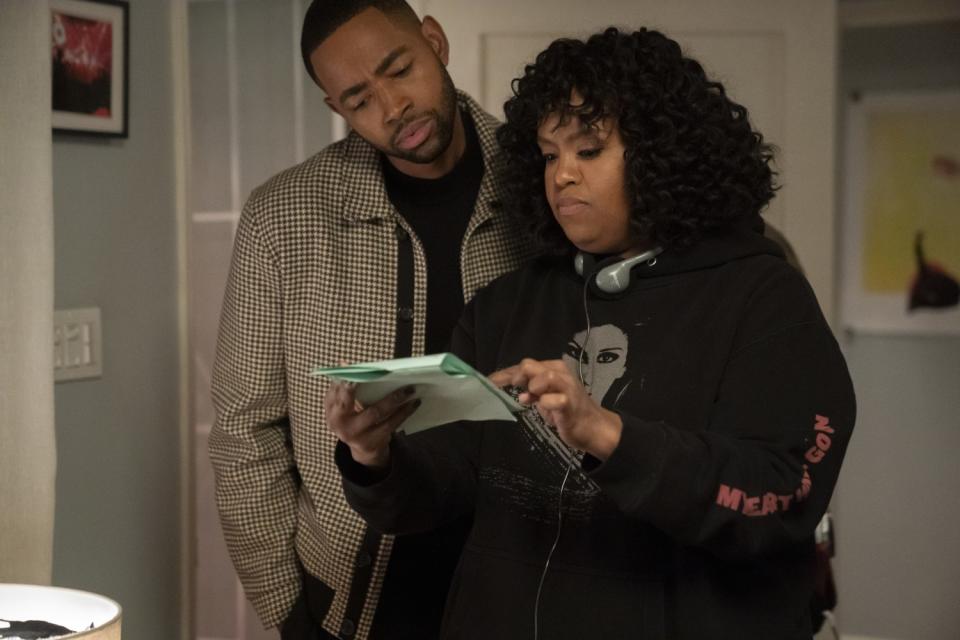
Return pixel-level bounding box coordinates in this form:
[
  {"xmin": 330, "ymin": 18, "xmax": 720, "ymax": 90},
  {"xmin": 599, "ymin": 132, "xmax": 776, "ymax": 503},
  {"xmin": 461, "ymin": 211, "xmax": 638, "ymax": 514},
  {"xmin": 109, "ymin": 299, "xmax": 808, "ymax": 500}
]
[{"xmin": 312, "ymin": 353, "xmax": 520, "ymax": 435}]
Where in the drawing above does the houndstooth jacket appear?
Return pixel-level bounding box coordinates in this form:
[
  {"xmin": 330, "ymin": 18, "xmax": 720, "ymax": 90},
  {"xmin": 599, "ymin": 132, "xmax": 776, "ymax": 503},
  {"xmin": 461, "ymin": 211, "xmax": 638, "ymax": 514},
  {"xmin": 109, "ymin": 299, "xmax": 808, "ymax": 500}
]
[{"xmin": 208, "ymin": 92, "xmax": 532, "ymax": 639}]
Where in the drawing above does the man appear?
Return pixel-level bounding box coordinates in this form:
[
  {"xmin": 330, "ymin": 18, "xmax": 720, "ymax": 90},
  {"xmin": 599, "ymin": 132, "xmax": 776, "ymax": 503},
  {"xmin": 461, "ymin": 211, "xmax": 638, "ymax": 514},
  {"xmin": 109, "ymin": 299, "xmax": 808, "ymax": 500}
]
[{"xmin": 208, "ymin": 1, "xmax": 531, "ymax": 638}]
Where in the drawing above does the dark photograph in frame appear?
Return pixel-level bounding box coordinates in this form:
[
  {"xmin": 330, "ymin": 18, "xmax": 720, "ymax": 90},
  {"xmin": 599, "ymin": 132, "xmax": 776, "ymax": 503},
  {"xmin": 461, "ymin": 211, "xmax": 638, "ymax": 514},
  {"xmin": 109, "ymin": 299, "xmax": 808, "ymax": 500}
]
[{"xmin": 51, "ymin": 0, "xmax": 129, "ymax": 138}]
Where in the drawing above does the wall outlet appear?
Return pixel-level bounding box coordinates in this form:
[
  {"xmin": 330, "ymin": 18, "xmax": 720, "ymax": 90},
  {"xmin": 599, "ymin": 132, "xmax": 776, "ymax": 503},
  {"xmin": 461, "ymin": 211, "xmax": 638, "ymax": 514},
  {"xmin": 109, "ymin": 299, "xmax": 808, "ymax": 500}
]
[{"xmin": 54, "ymin": 307, "xmax": 102, "ymax": 382}]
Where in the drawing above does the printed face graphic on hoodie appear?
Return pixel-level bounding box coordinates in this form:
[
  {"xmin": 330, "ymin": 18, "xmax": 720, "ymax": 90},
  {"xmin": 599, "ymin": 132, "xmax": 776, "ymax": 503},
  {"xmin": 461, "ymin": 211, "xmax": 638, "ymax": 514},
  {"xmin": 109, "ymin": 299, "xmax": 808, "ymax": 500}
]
[{"xmin": 562, "ymin": 324, "xmax": 628, "ymax": 403}]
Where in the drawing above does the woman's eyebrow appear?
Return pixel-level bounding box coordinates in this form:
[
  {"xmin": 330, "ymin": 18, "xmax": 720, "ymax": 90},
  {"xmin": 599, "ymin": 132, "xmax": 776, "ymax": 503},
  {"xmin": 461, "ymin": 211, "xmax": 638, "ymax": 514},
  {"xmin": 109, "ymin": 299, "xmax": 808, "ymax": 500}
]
[{"xmin": 537, "ymin": 127, "xmax": 603, "ymax": 145}]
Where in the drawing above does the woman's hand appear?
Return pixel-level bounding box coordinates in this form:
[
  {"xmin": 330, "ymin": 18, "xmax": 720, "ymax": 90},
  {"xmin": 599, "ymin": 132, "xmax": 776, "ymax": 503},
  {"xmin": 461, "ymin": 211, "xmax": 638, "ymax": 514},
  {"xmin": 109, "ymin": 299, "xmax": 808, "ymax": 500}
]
[
  {"xmin": 489, "ymin": 358, "xmax": 623, "ymax": 460},
  {"xmin": 324, "ymin": 382, "xmax": 420, "ymax": 469}
]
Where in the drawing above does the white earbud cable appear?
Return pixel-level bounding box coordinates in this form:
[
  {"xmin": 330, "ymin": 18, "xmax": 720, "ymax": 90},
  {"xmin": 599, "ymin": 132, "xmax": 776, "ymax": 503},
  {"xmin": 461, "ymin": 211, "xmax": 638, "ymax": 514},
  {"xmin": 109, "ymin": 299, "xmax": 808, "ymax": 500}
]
[
  {"xmin": 533, "ymin": 277, "xmax": 593, "ymax": 640},
  {"xmin": 533, "ymin": 462, "xmax": 573, "ymax": 640}
]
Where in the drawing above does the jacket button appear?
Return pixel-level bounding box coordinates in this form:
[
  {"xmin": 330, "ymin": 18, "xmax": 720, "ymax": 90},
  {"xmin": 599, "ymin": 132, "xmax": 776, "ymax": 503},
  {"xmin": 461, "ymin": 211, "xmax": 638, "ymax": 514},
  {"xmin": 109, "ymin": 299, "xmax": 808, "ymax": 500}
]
[
  {"xmin": 356, "ymin": 551, "xmax": 372, "ymax": 568},
  {"xmin": 339, "ymin": 618, "xmax": 356, "ymax": 638},
  {"xmin": 397, "ymin": 307, "xmax": 414, "ymax": 322},
  {"xmin": 395, "ymin": 226, "xmax": 408, "ymax": 241}
]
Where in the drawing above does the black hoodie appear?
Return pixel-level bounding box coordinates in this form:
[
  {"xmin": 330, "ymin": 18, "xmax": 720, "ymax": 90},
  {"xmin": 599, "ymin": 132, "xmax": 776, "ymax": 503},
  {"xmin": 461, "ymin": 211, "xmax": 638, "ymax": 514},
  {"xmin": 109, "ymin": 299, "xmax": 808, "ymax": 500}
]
[{"xmin": 339, "ymin": 228, "xmax": 856, "ymax": 639}]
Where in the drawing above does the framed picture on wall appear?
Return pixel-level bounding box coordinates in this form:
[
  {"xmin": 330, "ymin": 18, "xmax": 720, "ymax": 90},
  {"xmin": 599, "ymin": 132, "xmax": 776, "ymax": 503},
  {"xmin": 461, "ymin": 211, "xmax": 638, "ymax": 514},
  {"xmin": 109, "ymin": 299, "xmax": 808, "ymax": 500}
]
[
  {"xmin": 51, "ymin": 0, "xmax": 129, "ymax": 138},
  {"xmin": 840, "ymin": 90, "xmax": 960, "ymax": 334}
]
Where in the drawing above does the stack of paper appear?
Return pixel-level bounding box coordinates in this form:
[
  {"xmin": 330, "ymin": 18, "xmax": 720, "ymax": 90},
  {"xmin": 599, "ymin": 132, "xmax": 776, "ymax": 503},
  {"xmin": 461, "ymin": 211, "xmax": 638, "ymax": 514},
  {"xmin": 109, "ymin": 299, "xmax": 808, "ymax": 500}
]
[{"xmin": 313, "ymin": 353, "xmax": 521, "ymax": 435}]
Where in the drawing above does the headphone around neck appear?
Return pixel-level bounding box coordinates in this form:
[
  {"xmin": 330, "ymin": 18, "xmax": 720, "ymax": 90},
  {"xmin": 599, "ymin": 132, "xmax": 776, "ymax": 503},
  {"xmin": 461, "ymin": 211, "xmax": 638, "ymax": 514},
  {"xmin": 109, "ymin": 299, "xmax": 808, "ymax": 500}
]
[{"xmin": 574, "ymin": 246, "xmax": 663, "ymax": 294}]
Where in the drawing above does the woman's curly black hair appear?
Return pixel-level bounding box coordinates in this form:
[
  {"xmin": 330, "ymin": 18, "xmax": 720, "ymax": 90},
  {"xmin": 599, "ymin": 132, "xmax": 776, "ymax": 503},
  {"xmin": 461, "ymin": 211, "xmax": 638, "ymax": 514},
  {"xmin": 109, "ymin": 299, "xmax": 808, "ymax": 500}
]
[{"xmin": 496, "ymin": 27, "xmax": 778, "ymax": 255}]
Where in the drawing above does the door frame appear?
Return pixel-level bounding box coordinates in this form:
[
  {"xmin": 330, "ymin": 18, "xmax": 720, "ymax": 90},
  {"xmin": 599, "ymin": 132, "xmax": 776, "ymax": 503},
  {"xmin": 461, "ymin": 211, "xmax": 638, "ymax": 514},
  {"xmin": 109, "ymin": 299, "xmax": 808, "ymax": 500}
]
[{"xmin": 171, "ymin": 1, "xmax": 194, "ymax": 639}]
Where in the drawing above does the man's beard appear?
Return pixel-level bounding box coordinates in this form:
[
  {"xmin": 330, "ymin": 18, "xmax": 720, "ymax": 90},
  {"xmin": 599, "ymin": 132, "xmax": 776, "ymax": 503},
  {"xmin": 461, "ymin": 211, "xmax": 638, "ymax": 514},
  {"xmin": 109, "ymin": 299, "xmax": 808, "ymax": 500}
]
[{"xmin": 386, "ymin": 66, "xmax": 458, "ymax": 165}]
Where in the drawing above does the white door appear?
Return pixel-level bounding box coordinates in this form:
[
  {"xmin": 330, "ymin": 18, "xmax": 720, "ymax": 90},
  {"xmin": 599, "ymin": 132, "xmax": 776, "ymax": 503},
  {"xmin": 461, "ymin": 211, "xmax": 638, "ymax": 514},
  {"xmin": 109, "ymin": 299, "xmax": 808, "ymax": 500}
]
[{"xmin": 422, "ymin": 0, "xmax": 839, "ymax": 319}]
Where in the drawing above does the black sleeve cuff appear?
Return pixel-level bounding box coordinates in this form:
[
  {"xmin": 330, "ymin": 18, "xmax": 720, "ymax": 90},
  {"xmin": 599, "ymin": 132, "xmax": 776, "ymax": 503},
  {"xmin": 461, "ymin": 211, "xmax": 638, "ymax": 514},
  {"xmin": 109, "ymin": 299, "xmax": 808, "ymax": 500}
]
[
  {"xmin": 586, "ymin": 413, "xmax": 668, "ymax": 510},
  {"xmin": 334, "ymin": 440, "xmax": 392, "ymax": 487}
]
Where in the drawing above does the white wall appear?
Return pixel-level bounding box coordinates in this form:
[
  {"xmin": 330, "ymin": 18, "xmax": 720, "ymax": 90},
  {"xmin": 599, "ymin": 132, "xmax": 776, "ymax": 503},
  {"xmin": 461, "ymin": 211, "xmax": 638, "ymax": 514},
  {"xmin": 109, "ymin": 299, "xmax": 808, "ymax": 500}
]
[{"xmin": 833, "ymin": 20, "xmax": 960, "ymax": 640}]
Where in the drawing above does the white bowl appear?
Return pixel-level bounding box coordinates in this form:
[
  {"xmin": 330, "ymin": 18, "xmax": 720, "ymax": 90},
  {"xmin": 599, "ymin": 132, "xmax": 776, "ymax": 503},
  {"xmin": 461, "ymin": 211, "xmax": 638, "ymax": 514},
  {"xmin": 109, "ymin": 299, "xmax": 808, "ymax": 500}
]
[{"xmin": 0, "ymin": 584, "xmax": 121, "ymax": 639}]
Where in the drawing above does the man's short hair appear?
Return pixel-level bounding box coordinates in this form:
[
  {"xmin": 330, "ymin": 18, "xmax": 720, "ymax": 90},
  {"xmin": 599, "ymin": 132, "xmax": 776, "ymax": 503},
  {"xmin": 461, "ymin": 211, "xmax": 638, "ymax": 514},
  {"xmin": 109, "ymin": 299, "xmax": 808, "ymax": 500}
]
[{"xmin": 300, "ymin": 0, "xmax": 420, "ymax": 86}]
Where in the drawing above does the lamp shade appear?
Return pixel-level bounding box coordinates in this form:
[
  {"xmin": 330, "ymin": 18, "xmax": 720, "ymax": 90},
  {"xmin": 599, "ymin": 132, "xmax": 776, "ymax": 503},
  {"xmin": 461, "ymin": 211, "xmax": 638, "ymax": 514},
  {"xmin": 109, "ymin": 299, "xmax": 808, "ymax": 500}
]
[{"xmin": 0, "ymin": 584, "xmax": 121, "ymax": 639}]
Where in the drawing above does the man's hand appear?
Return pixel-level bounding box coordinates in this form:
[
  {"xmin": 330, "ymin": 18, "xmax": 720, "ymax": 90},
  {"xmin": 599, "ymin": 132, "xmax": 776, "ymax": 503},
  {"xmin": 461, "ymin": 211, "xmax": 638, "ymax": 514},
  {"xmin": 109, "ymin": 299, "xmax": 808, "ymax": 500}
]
[
  {"xmin": 324, "ymin": 382, "xmax": 420, "ymax": 469},
  {"xmin": 489, "ymin": 358, "xmax": 622, "ymax": 461}
]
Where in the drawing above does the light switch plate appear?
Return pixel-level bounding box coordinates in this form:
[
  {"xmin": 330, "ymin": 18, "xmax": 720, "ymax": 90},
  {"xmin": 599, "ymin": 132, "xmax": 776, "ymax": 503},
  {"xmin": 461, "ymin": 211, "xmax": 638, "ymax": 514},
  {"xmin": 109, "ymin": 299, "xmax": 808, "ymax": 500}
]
[{"xmin": 54, "ymin": 307, "xmax": 102, "ymax": 382}]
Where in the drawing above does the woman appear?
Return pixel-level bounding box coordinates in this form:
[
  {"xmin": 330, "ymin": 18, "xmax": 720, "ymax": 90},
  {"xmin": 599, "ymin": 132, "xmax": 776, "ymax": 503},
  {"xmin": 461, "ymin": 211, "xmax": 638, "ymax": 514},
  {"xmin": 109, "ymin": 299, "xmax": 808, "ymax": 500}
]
[{"xmin": 328, "ymin": 27, "xmax": 855, "ymax": 639}]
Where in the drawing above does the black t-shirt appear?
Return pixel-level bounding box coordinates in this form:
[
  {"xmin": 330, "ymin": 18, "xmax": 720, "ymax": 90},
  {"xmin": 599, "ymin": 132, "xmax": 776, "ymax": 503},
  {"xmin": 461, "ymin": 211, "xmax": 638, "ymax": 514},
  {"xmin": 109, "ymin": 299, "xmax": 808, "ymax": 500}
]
[
  {"xmin": 370, "ymin": 110, "xmax": 483, "ymax": 639},
  {"xmin": 382, "ymin": 109, "xmax": 484, "ymax": 355}
]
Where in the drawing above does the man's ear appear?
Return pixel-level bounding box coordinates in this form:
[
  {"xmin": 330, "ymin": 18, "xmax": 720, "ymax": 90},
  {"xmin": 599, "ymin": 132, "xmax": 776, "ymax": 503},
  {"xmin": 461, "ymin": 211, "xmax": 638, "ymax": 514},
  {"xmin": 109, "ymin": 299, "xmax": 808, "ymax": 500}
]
[{"xmin": 420, "ymin": 15, "xmax": 450, "ymax": 66}]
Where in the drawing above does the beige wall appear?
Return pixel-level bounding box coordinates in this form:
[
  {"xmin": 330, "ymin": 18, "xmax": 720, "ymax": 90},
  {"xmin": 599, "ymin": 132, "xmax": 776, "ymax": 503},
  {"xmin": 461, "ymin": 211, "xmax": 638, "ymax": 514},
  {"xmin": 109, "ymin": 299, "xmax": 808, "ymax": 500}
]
[{"xmin": 0, "ymin": 0, "xmax": 57, "ymax": 586}]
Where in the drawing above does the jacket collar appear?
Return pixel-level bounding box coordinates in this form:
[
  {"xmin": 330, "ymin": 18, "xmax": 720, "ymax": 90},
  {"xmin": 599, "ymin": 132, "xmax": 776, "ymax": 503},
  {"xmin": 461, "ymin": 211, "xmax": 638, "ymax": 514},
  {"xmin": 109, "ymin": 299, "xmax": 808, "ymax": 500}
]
[{"xmin": 339, "ymin": 91, "xmax": 505, "ymax": 225}]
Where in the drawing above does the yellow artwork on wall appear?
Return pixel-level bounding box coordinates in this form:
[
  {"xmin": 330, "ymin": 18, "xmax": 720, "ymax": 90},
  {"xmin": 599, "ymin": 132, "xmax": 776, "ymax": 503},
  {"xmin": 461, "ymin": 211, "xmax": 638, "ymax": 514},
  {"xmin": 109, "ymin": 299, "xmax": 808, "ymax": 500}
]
[
  {"xmin": 862, "ymin": 111, "xmax": 960, "ymax": 293},
  {"xmin": 841, "ymin": 91, "xmax": 960, "ymax": 334}
]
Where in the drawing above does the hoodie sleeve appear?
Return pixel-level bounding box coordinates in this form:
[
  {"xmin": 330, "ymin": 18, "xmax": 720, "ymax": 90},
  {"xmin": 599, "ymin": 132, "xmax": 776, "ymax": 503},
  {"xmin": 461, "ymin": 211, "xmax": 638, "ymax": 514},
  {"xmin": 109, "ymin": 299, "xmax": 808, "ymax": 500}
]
[
  {"xmin": 588, "ymin": 269, "xmax": 856, "ymax": 561},
  {"xmin": 337, "ymin": 423, "xmax": 480, "ymax": 535},
  {"xmin": 339, "ymin": 302, "xmax": 486, "ymax": 535}
]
